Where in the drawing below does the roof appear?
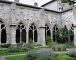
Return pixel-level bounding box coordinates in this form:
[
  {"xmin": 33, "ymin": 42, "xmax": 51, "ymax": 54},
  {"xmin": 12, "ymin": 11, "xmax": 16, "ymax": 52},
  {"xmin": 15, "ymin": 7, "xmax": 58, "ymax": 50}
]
[
  {"xmin": 41, "ymin": 0, "xmax": 57, "ymax": 7},
  {"xmin": 0, "ymin": 0, "xmax": 72, "ymax": 13},
  {"xmin": 0, "ymin": 0, "xmax": 42, "ymax": 9}
]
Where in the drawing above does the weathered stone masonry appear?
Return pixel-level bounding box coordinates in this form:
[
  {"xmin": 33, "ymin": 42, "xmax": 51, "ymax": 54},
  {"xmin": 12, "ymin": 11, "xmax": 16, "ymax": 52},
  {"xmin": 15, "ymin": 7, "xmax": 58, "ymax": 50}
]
[{"xmin": 0, "ymin": 0, "xmax": 76, "ymax": 46}]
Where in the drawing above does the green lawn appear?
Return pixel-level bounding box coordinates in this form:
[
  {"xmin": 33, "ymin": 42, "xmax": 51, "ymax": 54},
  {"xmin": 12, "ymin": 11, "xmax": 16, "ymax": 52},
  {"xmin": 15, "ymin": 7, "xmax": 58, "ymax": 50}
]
[
  {"xmin": 0, "ymin": 50, "xmax": 26, "ymax": 56},
  {"xmin": 0, "ymin": 48, "xmax": 38, "ymax": 56},
  {"xmin": 6, "ymin": 55, "xmax": 26, "ymax": 60}
]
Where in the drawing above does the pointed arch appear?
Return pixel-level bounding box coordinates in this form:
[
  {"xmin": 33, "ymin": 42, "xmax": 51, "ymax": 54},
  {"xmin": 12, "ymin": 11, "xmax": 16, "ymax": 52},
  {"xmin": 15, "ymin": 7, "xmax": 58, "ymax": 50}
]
[
  {"xmin": 0, "ymin": 23, "xmax": 7, "ymax": 43},
  {"xmin": 53, "ymin": 24, "xmax": 59, "ymax": 42},
  {"xmin": 29, "ymin": 23, "xmax": 38, "ymax": 43},
  {"xmin": 29, "ymin": 22, "xmax": 38, "ymax": 30},
  {"xmin": 16, "ymin": 21, "xmax": 26, "ymax": 28},
  {"xmin": 45, "ymin": 24, "xmax": 51, "ymax": 38},
  {"xmin": 45, "ymin": 24, "xmax": 51, "ymax": 45},
  {"xmin": 16, "ymin": 22, "xmax": 26, "ymax": 43}
]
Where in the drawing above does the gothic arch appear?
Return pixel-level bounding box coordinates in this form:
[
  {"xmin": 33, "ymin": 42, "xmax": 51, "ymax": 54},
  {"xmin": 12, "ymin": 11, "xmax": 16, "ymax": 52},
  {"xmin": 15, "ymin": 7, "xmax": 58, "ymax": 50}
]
[
  {"xmin": 29, "ymin": 22, "xmax": 38, "ymax": 30},
  {"xmin": 0, "ymin": 22, "xmax": 7, "ymax": 43},
  {"xmin": 45, "ymin": 24, "xmax": 51, "ymax": 37},
  {"xmin": 53, "ymin": 24, "xmax": 59, "ymax": 42},
  {"xmin": 16, "ymin": 21, "xmax": 27, "ymax": 28},
  {"xmin": 16, "ymin": 22, "xmax": 26, "ymax": 43},
  {"xmin": 0, "ymin": 18, "xmax": 7, "ymax": 26},
  {"xmin": 29, "ymin": 23, "xmax": 38, "ymax": 43}
]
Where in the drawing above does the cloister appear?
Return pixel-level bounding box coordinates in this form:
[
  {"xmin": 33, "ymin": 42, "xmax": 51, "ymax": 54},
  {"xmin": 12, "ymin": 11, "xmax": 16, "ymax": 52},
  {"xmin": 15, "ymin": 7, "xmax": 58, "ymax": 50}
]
[{"xmin": 0, "ymin": 0, "xmax": 76, "ymax": 46}]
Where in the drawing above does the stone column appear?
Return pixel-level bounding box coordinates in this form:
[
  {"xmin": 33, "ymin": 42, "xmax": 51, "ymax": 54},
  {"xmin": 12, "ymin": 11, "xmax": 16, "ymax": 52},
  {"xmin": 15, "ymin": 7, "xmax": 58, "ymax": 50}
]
[
  {"xmin": 0, "ymin": 23, "xmax": 1, "ymax": 45},
  {"xmin": 26, "ymin": 28, "xmax": 29, "ymax": 43},
  {"xmin": 37, "ymin": 27, "xmax": 45, "ymax": 46},
  {"xmin": 50, "ymin": 28, "xmax": 53, "ymax": 43},
  {"xmin": 33, "ymin": 29, "xmax": 34, "ymax": 43},
  {"xmin": 72, "ymin": 6, "xmax": 76, "ymax": 45},
  {"xmin": 10, "ymin": 25, "xmax": 16, "ymax": 46},
  {"xmin": 74, "ymin": 27, "xmax": 76, "ymax": 45},
  {"xmin": 6, "ymin": 27, "xmax": 11, "ymax": 44}
]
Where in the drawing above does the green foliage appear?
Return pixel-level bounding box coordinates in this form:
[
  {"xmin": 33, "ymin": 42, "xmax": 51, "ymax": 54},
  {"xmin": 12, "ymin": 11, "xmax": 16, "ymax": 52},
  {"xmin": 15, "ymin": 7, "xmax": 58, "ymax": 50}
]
[
  {"xmin": 52, "ymin": 43, "xmax": 66, "ymax": 51},
  {"xmin": 26, "ymin": 51, "xmax": 38, "ymax": 60},
  {"xmin": 61, "ymin": 0, "xmax": 75, "ymax": 5},
  {"xmin": 1, "ymin": 44, "xmax": 11, "ymax": 48},
  {"xmin": 8, "ymin": 47, "xmax": 20, "ymax": 53},
  {"xmin": 8, "ymin": 43, "xmax": 34, "ymax": 53},
  {"xmin": 46, "ymin": 36, "xmax": 52, "ymax": 45},
  {"xmin": 53, "ymin": 25, "xmax": 74, "ymax": 44},
  {"xmin": 26, "ymin": 50, "xmax": 56, "ymax": 60},
  {"xmin": 67, "ymin": 50, "xmax": 76, "ymax": 58},
  {"xmin": 56, "ymin": 54, "xmax": 73, "ymax": 60},
  {"xmin": 6, "ymin": 55, "xmax": 25, "ymax": 60},
  {"xmin": 65, "ymin": 44, "xmax": 75, "ymax": 48}
]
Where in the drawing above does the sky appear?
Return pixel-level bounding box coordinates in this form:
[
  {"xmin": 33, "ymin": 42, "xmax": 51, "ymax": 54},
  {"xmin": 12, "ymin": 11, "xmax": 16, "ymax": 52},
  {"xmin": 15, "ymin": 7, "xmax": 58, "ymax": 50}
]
[{"xmin": 9, "ymin": 0, "xmax": 51, "ymax": 6}]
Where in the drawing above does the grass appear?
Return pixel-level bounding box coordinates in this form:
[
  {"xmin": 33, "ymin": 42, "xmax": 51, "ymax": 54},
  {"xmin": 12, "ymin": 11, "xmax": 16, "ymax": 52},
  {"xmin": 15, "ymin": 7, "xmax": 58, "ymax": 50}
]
[
  {"xmin": 0, "ymin": 48, "xmax": 39, "ymax": 56},
  {"xmin": 0, "ymin": 50, "xmax": 26, "ymax": 56},
  {"xmin": 6, "ymin": 55, "xmax": 26, "ymax": 60}
]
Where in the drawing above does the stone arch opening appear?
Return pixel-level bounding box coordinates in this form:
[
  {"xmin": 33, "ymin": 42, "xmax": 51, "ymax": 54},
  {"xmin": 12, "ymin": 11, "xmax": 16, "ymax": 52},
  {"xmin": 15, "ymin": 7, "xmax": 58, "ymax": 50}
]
[
  {"xmin": 16, "ymin": 22, "xmax": 26, "ymax": 43},
  {"xmin": 45, "ymin": 24, "xmax": 51, "ymax": 45},
  {"xmin": 53, "ymin": 24, "xmax": 59, "ymax": 42},
  {"xmin": 45, "ymin": 24, "xmax": 51, "ymax": 37},
  {"xmin": 29, "ymin": 23, "xmax": 37, "ymax": 43},
  {"xmin": 1, "ymin": 24, "xmax": 7, "ymax": 43}
]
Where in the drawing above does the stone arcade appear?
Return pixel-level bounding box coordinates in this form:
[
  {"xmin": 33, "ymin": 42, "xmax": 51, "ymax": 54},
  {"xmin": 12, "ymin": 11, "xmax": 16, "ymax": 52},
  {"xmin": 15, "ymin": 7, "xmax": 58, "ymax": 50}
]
[{"xmin": 0, "ymin": 0, "xmax": 76, "ymax": 46}]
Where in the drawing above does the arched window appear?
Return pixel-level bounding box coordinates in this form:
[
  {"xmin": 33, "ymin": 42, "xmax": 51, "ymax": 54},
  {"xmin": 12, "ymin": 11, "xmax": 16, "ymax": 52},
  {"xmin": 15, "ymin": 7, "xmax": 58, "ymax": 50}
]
[
  {"xmin": 1, "ymin": 23, "xmax": 7, "ymax": 43},
  {"xmin": 45, "ymin": 24, "xmax": 51, "ymax": 37},
  {"xmin": 45, "ymin": 24, "xmax": 51, "ymax": 45},
  {"xmin": 16, "ymin": 22, "xmax": 26, "ymax": 43},
  {"xmin": 53, "ymin": 24, "xmax": 59, "ymax": 42},
  {"xmin": 29, "ymin": 23, "xmax": 37, "ymax": 43}
]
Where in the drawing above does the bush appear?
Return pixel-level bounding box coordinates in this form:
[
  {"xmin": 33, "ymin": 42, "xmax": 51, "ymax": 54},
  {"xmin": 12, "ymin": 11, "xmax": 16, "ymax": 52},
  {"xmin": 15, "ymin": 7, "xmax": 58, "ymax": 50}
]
[
  {"xmin": 25, "ymin": 43, "xmax": 34, "ymax": 49},
  {"xmin": 18, "ymin": 43, "xmax": 34, "ymax": 52},
  {"xmin": 1, "ymin": 44, "xmax": 11, "ymax": 48},
  {"xmin": 67, "ymin": 49, "xmax": 76, "ymax": 58},
  {"xmin": 26, "ymin": 51, "xmax": 38, "ymax": 60},
  {"xmin": 66, "ymin": 44, "xmax": 75, "ymax": 48},
  {"xmin": 8, "ymin": 46, "xmax": 20, "ymax": 53},
  {"xmin": 46, "ymin": 36, "xmax": 52, "ymax": 45},
  {"xmin": 56, "ymin": 54, "xmax": 74, "ymax": 60},
  {"xmin": 26, "ymin": 49, "xmax": 56, "ymax": 60},
  {"xmin": 52, "ymin": 43, "xmax": 66, "ymax": 51}
]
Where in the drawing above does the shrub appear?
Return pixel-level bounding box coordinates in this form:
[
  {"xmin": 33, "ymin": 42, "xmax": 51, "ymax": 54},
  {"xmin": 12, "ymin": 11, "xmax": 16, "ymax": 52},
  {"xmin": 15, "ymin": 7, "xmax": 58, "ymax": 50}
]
[
  {"xmin": 25, "ymin": 43, "xmax": 34, "ymax": 49},
  {"xmin": 26, "ymin": 51, "xmax": 38, "ymax": 60},
  {"xmin": 67, "ymin": 49, "xmax": 76, "ymax": 58},
  {"xmin": 8, "ymin": 46, "xmax": 20, "ymax": 53},
  {"xmin": 26, "ymin": 49, "xmax": 56, "ymax": 60},
  {"xmin": 1, "ymin": 44, "xmax": 11, "ymax": 48},
  {"xmin": 66, "ymin": 44, "xmax": 75, "ymax": 48},
  {"xmin": 56, "ymin": 54, "xmax": 74, "ymax": 60},
  {"xmin": 52, "ymin": 43, "xmax": 66, "ymax": 51},
  {"xmin": 46, "ymin": 36, "xmax": 52, "ymax": 45}
]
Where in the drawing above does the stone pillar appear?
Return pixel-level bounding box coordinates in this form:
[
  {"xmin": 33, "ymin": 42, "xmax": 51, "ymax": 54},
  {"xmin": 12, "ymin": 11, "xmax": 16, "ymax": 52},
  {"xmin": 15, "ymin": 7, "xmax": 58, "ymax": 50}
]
[
  {"xmin": 0, "ymin": 23, "xmax": 1, "ymax": 45},
  {"xmin": 6, "ymin": 27, "xmax": 11, "ymax": 44},
  {"xmin": 50, "ymin": 28, "xmax": 53, "ymax": 43},
  {"xmin": 37, "ymin": 27, "xmax": 45, "ymax": 46},
  {"xmin": 26, "ymin": 28, "xmax": 29, "ymax": 43},
  {"xmin": 74, "ymin": 27, "xmax": 76, "ymax": 45},
  {"xmin": 33, "ymin": 29, "xmax": 34, "ymax": 43},
  {"xmin": 72, "ymin": 6, "xmax": 76, "ymax": 45},
  {"xmin": 10, "ymin": 25, "xmax": 16, "ymax": 46}
]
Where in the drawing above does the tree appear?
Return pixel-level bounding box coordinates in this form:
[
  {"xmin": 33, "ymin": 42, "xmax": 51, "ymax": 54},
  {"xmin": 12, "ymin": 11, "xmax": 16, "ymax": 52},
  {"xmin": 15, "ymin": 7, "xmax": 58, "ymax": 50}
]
[{"xmin": 61, "ymin": 0, "xmax": 75, "ymax": 5}]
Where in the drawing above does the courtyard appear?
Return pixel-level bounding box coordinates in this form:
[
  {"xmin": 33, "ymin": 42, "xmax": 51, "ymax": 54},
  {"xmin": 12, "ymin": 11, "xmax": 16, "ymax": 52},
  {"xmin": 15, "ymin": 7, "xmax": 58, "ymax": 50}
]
[{"xmin": 0, "ymin": 0, "xmax": 76, "ymax": 60}]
